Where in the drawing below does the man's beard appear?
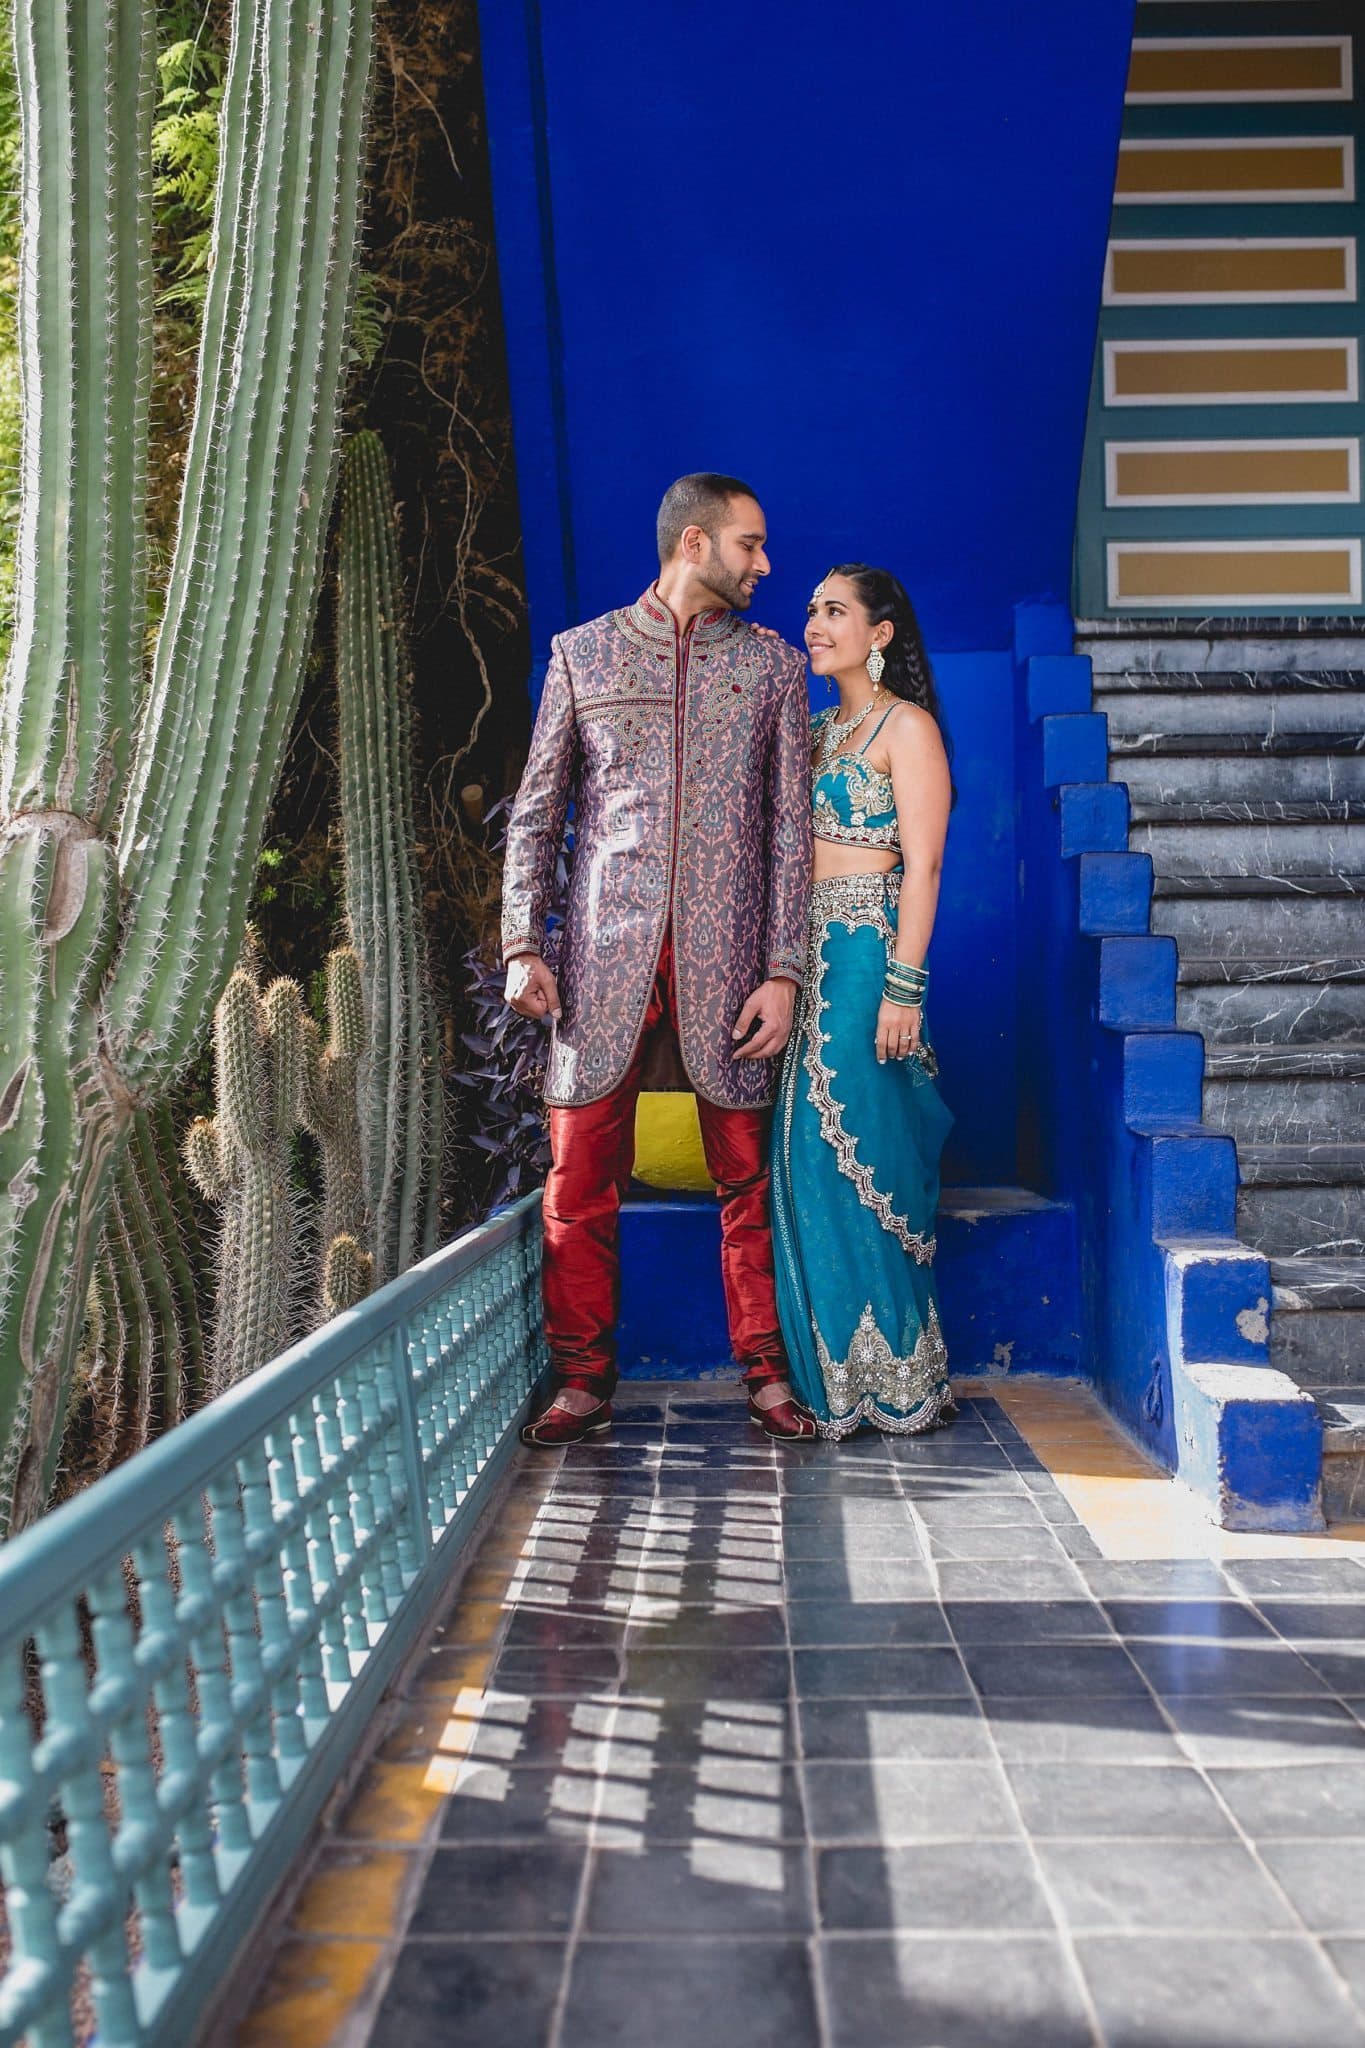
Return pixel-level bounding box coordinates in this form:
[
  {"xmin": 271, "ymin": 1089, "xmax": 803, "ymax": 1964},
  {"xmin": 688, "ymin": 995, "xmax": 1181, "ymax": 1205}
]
[{"xmin": 697, "ymin": 543, "xmax": 752, "ymax": 610}]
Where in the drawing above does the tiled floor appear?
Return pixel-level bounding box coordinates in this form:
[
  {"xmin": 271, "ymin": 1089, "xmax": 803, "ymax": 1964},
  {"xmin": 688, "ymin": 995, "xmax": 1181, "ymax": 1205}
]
[{"xmin": 242, "ymin": 1382, "xmax": 1365, "ymax": 2048}]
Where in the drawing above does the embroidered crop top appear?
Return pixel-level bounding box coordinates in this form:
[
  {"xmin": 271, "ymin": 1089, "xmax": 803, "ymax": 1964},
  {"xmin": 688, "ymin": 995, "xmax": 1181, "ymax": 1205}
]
[{"xmin": 811, "ymin": 707, "xmax": 900, "ymax": 852}]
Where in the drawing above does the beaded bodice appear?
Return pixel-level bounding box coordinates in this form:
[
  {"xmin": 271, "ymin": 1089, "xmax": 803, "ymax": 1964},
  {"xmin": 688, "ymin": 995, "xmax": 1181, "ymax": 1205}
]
[{"xmin": 811, "ymin": 708, "xmax": 900, "ymax": 851}]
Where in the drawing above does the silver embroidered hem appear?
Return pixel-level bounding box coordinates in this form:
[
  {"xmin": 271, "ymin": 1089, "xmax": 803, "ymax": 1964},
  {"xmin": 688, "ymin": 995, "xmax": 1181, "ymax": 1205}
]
[{"xmin": 815, "ymin": 1301, "xmax": 951, "ymax": 1439}]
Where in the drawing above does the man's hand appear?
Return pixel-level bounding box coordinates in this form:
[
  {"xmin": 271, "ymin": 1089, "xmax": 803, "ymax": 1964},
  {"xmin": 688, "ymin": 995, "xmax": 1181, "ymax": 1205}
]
[
  {"xmin": 731, "ymin": 977, "xmax": 797, "ymax": 1060},
  {"xmin": 505, "ymin": 953, "xmax": 561, "ymax": 1022}
]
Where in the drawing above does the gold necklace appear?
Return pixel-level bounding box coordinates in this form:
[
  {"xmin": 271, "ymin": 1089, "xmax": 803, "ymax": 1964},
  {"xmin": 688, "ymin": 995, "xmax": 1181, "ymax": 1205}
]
[{"xmin": 817, "ymin": 687, "xmax": 884, "ymax": 771}]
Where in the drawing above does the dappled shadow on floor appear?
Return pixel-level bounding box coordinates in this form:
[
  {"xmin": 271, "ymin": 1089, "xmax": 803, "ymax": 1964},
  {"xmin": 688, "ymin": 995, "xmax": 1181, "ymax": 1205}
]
[{"xmin": 240, "ymin": 1388, "xmax": 1365, "ymax": 2048}]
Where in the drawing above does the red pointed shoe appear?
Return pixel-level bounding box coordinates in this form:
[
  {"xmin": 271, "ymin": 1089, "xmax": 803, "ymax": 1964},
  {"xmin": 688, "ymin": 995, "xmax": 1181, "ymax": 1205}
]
[
  {"xmin": 520, "ymin": 1397, "xmax": 613, "ymax": 1448},
  {"xmin": 747, "ymin": 1394, "xmax": 818, "ymax": 1441}
]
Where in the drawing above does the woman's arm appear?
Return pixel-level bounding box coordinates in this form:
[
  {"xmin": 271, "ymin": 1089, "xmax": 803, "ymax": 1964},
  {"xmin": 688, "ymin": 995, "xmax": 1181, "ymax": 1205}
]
[{"xmin": 876, "ymin": 702, "xmax": 951, "ymax": 1062}]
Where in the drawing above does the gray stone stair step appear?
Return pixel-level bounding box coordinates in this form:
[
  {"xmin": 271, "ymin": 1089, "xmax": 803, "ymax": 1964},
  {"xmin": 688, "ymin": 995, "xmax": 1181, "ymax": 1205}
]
[
  {"xmin": 1177, "ymin": 954, "xmax": 1365, "ymax": 986},
  {"xmin": 1207, "ymin": 1043, "xmax": 1365, "ymax": 1081},
  {"xmin": 1153, "ymin": 893, "xmax": 1364, "ymax": 954},
  {"xmin": 1272, "ymin": 1256, "xmax": 1365, "ymax": 1312},
  {"xmin": 1084, "ymin": 633, "xmax": 1365, "ymax": 673},
  {"xmin": 1154, "ymin": 874, "xmax": 1365, "ymax": 900},
  {"xmin": 1092, "ymin": 666, "xmax": 1365, "ymax": 692},
  {"xmin": 1236, "ymin": 1144, "xmax": 1365, "ymax": 1261},
  {"xmin": 1204, "ymin": 1076, "xmax": 1365, "ymax": 1146},
  {"xmin": 1317, "ymin": 1398, "xmax": 1365, "ymax": 1522},
  {"xmin": 1112, "ymin": 730, "xmax": 1365, "ymax": 758},
  {"xmin": 1316, "ymin": 1394, "xmax": 1365, "ymax": 1437},
  {"xmin": 1133, "ymin": 819, "xmax": 1365, "ymax": 877},
  {"xmin": 1270, "ymin": 1254, "xmax": 1365, "ymax": 1388},
  {"xmin": 1237, "ymin": 1141, "xmax": 1365, "ymax": 1188},
  {"xmin": 1102, "ymin": 689, "xmax": 1365, "ymax": 737},
  {"xmin": 1129, "ymin": 797, "xmax": 1363, "ymax": 826},
  {"xmin": 1180, "ymin": 977, "xmax": 1365, "ymax": 1048},
  {"xmin": 1239, "ymin": 1185, "xmax": 1365, "ymax": 1260},
  {"xmin": 1116, "ymin": 755, "xmax": 1365, "ymax": 802}
]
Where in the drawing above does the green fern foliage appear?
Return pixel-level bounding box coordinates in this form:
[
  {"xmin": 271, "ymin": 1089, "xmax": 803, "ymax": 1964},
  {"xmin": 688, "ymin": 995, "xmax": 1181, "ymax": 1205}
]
[{"xmin": 151, "ymin": 32, "xmax": 227, "ymax": 313}]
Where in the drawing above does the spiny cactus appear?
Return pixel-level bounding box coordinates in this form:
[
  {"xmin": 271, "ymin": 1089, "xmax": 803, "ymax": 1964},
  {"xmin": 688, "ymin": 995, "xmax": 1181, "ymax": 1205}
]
[
  {"xmin": 322, "ymin": 1233, "xmax": 374, "ymax": 1319},
  {"xmin": 302, "ymin": 946, "xmax": 368, "ymax": 1266},
  {"xmin": 337, "ymin": 430, "xmax": 443, "ymax": 1286},
  {"xmin": 55, "ymin": 1099, "xmax": 208, "ymax": 1497},
  {"xmin": 0, "ymin": 0, "xmax": 374, "ymax": 1530},
  {"xmin": 185, "ymin": 969, "xmax": 310, "ymax": 1396}
]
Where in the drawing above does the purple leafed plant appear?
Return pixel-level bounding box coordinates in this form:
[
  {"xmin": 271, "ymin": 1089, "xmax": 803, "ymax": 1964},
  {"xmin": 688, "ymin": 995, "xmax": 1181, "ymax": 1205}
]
[{"xmin": 450, "ymin": 802, "xmax": 567, "ymax": 1214}]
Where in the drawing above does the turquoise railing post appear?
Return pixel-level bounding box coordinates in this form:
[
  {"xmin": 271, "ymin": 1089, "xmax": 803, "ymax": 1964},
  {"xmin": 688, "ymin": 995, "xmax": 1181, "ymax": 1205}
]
[
  {"xmin": 390, "ymin": 1321, "xmax": 432, "ymax": 1563},
  {"xmin": 0, "ymin": 1191, "xmax": 543, "ymax": 2047},
  {"xmin": 0, "ymin": 1653, "xmax": 68, "ymax": 2046}
]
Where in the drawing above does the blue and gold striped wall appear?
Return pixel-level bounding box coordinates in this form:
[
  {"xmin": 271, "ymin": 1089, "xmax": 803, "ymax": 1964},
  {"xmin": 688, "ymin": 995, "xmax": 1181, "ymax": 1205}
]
[{"xmin": 1076, "ymin": 1, "xmax": 1364, "ymax": 618}]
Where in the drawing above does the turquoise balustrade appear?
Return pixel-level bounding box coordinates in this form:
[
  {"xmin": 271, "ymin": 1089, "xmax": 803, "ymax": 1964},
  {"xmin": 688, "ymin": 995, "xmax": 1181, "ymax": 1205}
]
[{"xmin": 0, "ymin": 1192, "xmax": 547, "ymax": 2047}]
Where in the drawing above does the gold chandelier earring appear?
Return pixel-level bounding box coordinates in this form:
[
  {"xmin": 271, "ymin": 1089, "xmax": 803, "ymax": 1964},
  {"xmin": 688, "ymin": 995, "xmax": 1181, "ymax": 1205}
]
[{"xmin": 866, "ymin": 645, "xmax": 885, "ymax": 684}]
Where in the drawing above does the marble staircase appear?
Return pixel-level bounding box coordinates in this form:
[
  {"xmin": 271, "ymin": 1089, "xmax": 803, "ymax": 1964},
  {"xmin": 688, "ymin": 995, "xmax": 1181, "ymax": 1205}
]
[{"xmin": 1086, "ymin": 635, "xmax": 1365, "ymax": 1517}]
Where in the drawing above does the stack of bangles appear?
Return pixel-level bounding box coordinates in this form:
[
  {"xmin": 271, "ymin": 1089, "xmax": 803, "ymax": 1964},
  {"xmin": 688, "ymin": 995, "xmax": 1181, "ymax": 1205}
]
[{"xmin": 884, "ymin": 959, "xmax": 929, "ymax": 1008}]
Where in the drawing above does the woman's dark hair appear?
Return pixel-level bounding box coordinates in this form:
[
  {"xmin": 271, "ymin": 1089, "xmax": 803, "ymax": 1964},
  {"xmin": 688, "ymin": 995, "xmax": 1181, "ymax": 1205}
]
[{"xmin": 820, "ymin": 564, "xmax": 945, "ymax": 725}]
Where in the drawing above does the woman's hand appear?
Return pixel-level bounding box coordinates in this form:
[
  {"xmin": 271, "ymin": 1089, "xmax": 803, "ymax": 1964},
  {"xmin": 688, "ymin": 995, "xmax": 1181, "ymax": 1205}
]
[{"xmin": 876, "ymin": 998, "xmax": 921, "ymax": 1065}]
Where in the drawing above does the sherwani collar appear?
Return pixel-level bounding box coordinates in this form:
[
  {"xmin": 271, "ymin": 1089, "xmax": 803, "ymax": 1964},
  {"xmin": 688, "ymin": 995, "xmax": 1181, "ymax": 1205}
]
[{"xmin": 620, "ymin": 584, "xmax": 743, "ymax": 655}]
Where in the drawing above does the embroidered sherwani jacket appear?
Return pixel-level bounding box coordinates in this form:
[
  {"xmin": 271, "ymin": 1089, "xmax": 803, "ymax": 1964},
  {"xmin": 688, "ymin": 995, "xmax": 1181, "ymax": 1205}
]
[{"xmin": 501, "ymin": 588, "xmax": 813, "ymax": 1109}]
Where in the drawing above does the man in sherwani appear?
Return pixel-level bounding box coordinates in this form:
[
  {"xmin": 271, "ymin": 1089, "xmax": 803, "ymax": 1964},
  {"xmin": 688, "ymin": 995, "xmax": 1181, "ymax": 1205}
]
[{"xmin": 502, "ymin": 473, "xmax": 815, "ymax": 1444}]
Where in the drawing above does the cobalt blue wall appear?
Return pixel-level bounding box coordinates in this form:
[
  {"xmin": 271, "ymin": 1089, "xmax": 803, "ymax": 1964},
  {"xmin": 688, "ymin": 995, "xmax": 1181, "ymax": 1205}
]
[
  {"xmin": 477, "ymin": 0, "xmax": 1135, "ymax": 659},
  {"xmin": 476, "ymin": 0, "xmax": 1136, "ymax": 1184}
]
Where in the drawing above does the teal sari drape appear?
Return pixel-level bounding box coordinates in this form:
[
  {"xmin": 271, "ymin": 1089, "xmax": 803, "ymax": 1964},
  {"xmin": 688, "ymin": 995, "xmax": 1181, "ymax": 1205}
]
[{"xmin": 771, "ymin": 870, "xmax": 954, "ymax": 1438}]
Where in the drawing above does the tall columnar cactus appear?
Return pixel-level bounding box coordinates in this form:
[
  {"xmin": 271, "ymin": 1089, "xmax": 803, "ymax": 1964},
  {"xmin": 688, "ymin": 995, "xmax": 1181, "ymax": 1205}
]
[
  {"xmin": 0, "ymin": 0, "xmax": 374, "ymax": 1530},
  {"xmin": 184, "ymin": 971, "xmax": 308, "ymax": 1395},
  {"xmin": 337, "ymin": 430, "xmax": 443, "ymax": 1285}
]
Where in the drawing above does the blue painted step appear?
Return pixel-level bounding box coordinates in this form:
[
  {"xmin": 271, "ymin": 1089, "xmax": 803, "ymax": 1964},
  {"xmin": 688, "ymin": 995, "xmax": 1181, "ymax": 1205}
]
[{"xmin": 617, "ymin": 1187, "xmax": 1082, "ymax": 1380}]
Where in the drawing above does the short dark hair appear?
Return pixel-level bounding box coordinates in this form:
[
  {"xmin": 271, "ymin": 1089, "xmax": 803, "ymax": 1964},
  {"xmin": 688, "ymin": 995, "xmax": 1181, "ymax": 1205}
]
[{"xmin": 656, "ymin": 472, "xmax": 759, "ymax": 564}]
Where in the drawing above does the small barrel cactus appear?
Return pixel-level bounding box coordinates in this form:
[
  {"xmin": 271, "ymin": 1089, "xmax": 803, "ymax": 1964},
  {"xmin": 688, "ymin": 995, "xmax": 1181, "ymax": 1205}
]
[{"xmin": 322, "ymin": 1233, "xmax": 374, "ymax": 1318}]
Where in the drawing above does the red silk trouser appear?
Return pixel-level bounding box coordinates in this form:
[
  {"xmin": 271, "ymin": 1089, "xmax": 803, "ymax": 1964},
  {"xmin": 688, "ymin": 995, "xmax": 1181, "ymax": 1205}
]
[{"xmin": 542, "ymin": 933, "xmax": 787, "ymax": 1399}]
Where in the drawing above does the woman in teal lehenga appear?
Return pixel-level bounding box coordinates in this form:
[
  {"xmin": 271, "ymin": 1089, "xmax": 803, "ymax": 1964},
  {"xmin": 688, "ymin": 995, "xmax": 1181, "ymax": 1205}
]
[{"xmin": 771, "ymin": 565, "xmax": 956, "ymax": 1438}]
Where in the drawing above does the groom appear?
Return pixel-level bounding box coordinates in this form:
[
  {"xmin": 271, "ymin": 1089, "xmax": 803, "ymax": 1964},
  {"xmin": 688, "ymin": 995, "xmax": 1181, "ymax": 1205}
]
[{"xmin": 502, "ymin": 473, "xmax": 815, "ymax": 1444}]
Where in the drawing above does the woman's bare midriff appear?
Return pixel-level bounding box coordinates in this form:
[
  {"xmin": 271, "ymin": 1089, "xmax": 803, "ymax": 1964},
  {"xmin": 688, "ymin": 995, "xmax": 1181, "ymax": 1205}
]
[{"xmin": 812, "ymin": 839, "xmax": 901, "ymax": 883}]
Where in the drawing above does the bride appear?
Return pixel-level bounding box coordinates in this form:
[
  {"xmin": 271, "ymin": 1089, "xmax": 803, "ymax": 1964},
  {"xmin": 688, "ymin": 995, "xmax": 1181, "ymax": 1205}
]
[{"xmin": 771, "ymin": 564, "xmax": 956, "ymax": 1438}]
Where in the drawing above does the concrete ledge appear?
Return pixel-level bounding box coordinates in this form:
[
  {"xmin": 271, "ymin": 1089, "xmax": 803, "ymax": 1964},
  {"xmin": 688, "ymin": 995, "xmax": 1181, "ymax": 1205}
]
[
  {"xmin": 1098, "ymin": 936, "xmax": 1178, "ymax": 1028},
  {"xmin": 1059, "ymin": 781, "xmax": 1129, "ymax": 855},
  {"xmin": 1079, "ymin": 851, "xmax": 1153, "ymax": 935},
  {"xmin": 1122, "ymin": 1032, "xmax": 1204, "ymax": 1123},
  {"xmin": 1164, "ymin": 1239, "xmax": 1271, "ymax": 1368},
  {"xmin": 1174, "ymin": 1361, "xmax": 1324, "ymax": 1533},
  {"xmin": 1139, "ymin": 1126, "xmax": 1240, "ymax": 1238},
  {"xmin": 1043, "ymin": 712, "xmax": 1110, "ymax": 787},
  {"xmin": 617, "ymin": 1188, "xmax": 1082, "ymax": 1380}
]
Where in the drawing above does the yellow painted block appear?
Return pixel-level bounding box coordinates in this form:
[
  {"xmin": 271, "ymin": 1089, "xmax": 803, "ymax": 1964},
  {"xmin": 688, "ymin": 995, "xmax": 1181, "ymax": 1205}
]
[
  {"xmin": 435, "ymin": 1599, "xmax": 509, "ymax": 1649},
  {"xmin": 1111, "ymin": 344, "xmax": 1354, "ymax": 403},
  {"xmin": 1114, "ymin": 545, "xmax": 1357, "ymax": 603},
  {"xmin": 1112, "ymin": 444, "xmax": 1354, "ymax": 501},
  {"xmin": 337, "ymin": 1758, "xmax": 449, "ymax": 1842},
  {"xmin": 409, "ymin": 1646, "xmax": 495, "ymax": 1701},
  {"xmin": 1110, "ymin": 242, "xmax": 1350, "ymax": 300},
  {"xmin": 291, "ymin": 1849, "xmax": 412, "ymax": 1939},
  {"xmin": 634, "ymin": 1091, "xmax": 712, "ymax": 1192},
  {"xmin": 238, "ymin": 1939, "xmax": 385, "ymax": 2048},
  {"xmin": 1117, "ymin": 141, "xmax": 1348, "ymax": 199},
  {"xmin": 1128, "ymin": 42, "xmax": 1347, "ymax": 99}
]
